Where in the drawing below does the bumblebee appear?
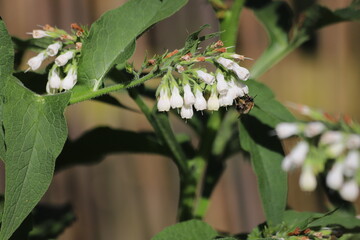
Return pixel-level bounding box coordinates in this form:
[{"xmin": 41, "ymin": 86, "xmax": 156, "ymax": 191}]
[{"xmin": 234, "ymin": 94, "xmax": 255, "ymax": 115}]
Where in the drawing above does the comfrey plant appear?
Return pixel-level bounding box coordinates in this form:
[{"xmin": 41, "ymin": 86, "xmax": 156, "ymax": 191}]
[
  {"xmin": 276, "ymin": 105, "xmax": 360, "ymax": 202},
  {"xmin": 1, "ymin": 0, "xmax": 360, "ymax": 239}
]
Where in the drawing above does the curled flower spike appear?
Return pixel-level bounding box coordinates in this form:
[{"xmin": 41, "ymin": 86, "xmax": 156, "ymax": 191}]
[
  {"xmin": 46, "ymin": 41, "xmax": 62, "ymax": 56},
  {"xmin": 170, "ymin": 86, "xmax": 183, "ymax": 109},
  {"xmin": 196, "ymin": 70, "xmax": 215, "ymax": 85},
  {"xmin": 157, "ymin": 88, "xmax": 171, "ymax": 112},
  {"xmin": 61, "ymin": 66, "xmax": 77, "ymax": 90},
  {"xmin": 194, "ymin": 90, "xmax": 207, "ymax": 111},
  {"xmin": 27, "ymin": 52, "xmax": 47, "ymax": 71},
  {"xmin": 55, "ymin": 51, "xmax": 75, "ymax": 66}
]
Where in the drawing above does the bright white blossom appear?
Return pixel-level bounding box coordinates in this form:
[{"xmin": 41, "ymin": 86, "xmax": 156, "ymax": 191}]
[
  {"xmin": 228, "ymin": 78, "xmax": 245, "ymax": 98},
  {"xmin": 288, "ymin": 141, "xmax": 309, "ymax": 166},
  {"xmin": 340, "ymin": 180, "xmax": 359, "ymax": 202},
  {"xmin": 216, "ymin": 57, "xmax": 235, "ymax": 69},
  {"xmin": 183, "ymin": 84, "xmax": 195, "ymax": 106},
  {"xmin": 346, "ymin": 134, "xmax": 360, "ymax": 149},
  {"xmin": 170, "ymin": 86, "xmax": 183, "ymax": 109},
  {"xmin": 48, "ymin": 67, "xmax": 61, "ymax": 89},
  {"xmin": 194, "ymin": 90, "xmax": 207, "ymax": 111},
  {"xmin": 326, "ymin": 142, "xmax": 346, "ymax": 158},
  {"xmin": 231, "ymin": 63, "xmax": 250, "ymax": 81},
  {"xmin": 344, "ymin": 150, "xmax": 360, "ymax": 176},
  {"xmin": 299, "ymin": 166, "xmax": 317, "ymax": 191},
  {"xmin": 282, "ymin": 156, "xmax": 296, "ymax": 171},
  {"xmin": 55, "ymin": 51, "xmax": 75, "ymax": 66},
  {"xmin": 196, "ymin": 70, "xmax": 215, "ymax": 85},
  {"xmin": 157, "ymin": 88, "xmax": 171, "ymax": 112},
  {"xmin": 218, "ymin": 92, "xmax": 234, "ymax": 107},
  {"xmin": 61, "ymin": 66, "xmax": 77, "ymax": 90},
  {"xmin": 27, "ymin": 52, "xmax": 47, "ymax": 71},
  {"xmin": 326, "ymin": 162, "xmax": 344, "ymax": 190},
  {"xmin": 180, "ymin": 105, "xmax": 193, "ymax": 119},
  {"xmin": 275, "ymin": 123, "xmax": 299, "ymax": 139},
  {"xmin": 207, "ymin": 91, "xmax": 219, "ymax": 111},
  {"xmin": 320, "ymin": 131, "xmax": 344, "ymax": 145},
  {"xmin": 46, "ymin": 42, "xmax": 62, "ymax": 56},
  {"xmin": 30, "ymin": 30, "xmax": 50, "ymax": 38},
  {"xmin": 304, "ymin": 122, "xmax": 326, "ymax": 138},
  {"xmin": 216, "ymin": 72, "xmax": 228, "ymax": 95}
]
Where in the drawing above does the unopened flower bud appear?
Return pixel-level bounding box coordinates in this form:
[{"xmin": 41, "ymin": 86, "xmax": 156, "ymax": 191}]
[
  {"xmin": 340, "ymin": 180, "xmax": 359, "ymax": 202},
  {"xmin": 275, "ymin": 122, "xmax": 299, "ymax": 139},
  {"xmin": 304, "ymin": 122, "xmax": 326, "ymax": 138},
  {"xmin": 30, "ymin": 29, "xmax": 50, "ymax": 38},
  {"xmin": 170, "ymin": 86, "xmax": 183, "ymax": 109},
  {"xmin": 299, "ymin": 166, "xmax": 317, "ymax": 191}
]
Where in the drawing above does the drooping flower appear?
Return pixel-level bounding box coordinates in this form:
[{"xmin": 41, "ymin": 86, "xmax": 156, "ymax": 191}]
[
  {"xmin": 304, "ymin": 122, "xmax": 326, "ymax": 138},
  {"xmin": 299, "ymin": 166, "xmax": 317, "ymax": 191},
  {"xmin": 170, "ymin": 86, "xmax": 183, "ymax": 109},
  {"xmin": 343, "ymin": 150, "xmax": 360, "ymax": 176},
  {"xmin": 157, "ymin": 88, "xmax": 171, "ymax": 112},
  {"xmin": 27, "ymin": 52, "xmax": 47, "ymax": 71},
  {"xmin": 55, "ymin": 51, "xmax": 75, "ymax": 66},
  {"xmin": 339, "ymin": 180, "xmax": 359, "ymax": 202},
  {"xmin": 216, "ymin": 71, "xmax": 228, "ymax": 95},
  {"xmin": 275, "ymin": 122, "xmax": 299, "ymax": 139},
  {"xmin": 194, "ymin": 89, "xmax": 207, "ymax": 111},
  {"xmin": 207, "ymin": 90, "xmax": 219, "ymax": 111},
  {"xmin": 326, "ymin": 162, "xmax": 344, "ymax": 190},
  {"xmin": 287, "ymin": 141, "xmax": 309, "ymax": 166},
  {"xmin": 196, "ymin": 70, "xmax": 215, "ymax": 85},
  {"xmin": 46, "ymin": 41, "xmax": 62, "ymax": 56},
  {"xmin": 29, "ymin": 29, "xmax": 50, "ymax": 38},
  {"xmin": 346, "ymin": 134, "xmax": 360, "ymax": 149},
  {"xmin": 231, "ymin": 63, "xmax": 250, "ymax": 81},
  {"xmin": 183, "ymin": 84, "xmax": 195, "ymax": 106},
  {"xmin": 180, "ymin": 105, "xmax": 194, "ymax": 119},
  {"xmin": 61, "ymin": 66, "xmax": 77, "ymax": 90},
  {"xmin": 320, "ymin": 131, "xmax": 343, "ymax": 145},
  {"xmin": 218, "ymin": 92, "xmax": 234, "ymax": 107},
  {"xmin": 48, "ymin": 67, "xmax": 61, "ymax": 89}
]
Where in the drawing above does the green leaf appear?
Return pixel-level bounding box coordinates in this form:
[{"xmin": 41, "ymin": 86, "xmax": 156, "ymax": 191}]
[
  {"xmin": 239, "ymin": 81, "xmax": 294, "ymax": 226},
  {"xmin": 0, "ymin": 76, "xmax": 70, "ymax": 239},
  {"xmin": 77, "ymin": 0, "xmax": 188, "ymax": 89},
  {"xmin": 29, "ymin": 203, "xmax": 75, "ymax": 240},
  {"xmin": 151, "ymin": 220, "xmax": 218, "ymax": 240},
  {"xmin": 55, "ymin": 127, "xmax": 172, "ymax": 171}
]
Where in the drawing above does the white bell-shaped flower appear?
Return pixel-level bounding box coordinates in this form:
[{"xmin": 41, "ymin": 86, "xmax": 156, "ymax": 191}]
[
  {"xmin": 344, "ymin": 150, "xmax": 360, "ymax": 176},
  {"xmin": 55, "ymin": 51, "xmax": 75, "ymax": 66},
  {"xmin": 216, "ymin": 57, "xmax": 235, "ymax": 69},
  {"xmin": 207, "ymin": 91, "xmax": 219, "ymax": 111},
  {"xmin": 180, "ymin": 105, "xmax": 193, "ymax": 119},
  {"xmin": 228, "ymin": 78, "xmax": 245, "ymax": 98},
  {"xmin": 326, "ymin": 142, "xmax": 346, "ymax": 158},
  {"xmin": 218, "ymin": 93, "xmax": 234, "ymax": 107},
  {"xmin": 326, "ymin": 162, "xmax": 344, "ymax": 190},
  {"xmin": 231, "ymin": 64, "xmax": 250, "ymax": 81},
  {"xmin": 170, "ymin": 86, "xmax": 183, "ymax": 109},
  {"xmin": 30, "ymin": 30, "xmax": 50, "ymax": 39},
  {"xmin": 340, "ymin": 180, "xmax": 359, "ymax": 202},
  {"xmin": 27, "ymin": 52, "xmax": 47, "ymax": 71},
  {"xmin": 281, "ymin": 156, "xmax": 296, "ymax": 172},
  {"xmin": 196, "ymin": 70, "xmax": 215, "ymax": 85},
  {"xmin": 194, "ymin": 90, "xmax": 207, "ymax": 111},
  {"xmin": 183, "ymin": 84, "xmax": 195, "ymax": 106},
  {"xmin": 157, "ymin": 88, "xmax": 171, "ymax": 112},
  {"xmin": 346, "ymin": 134, "xmax": 360, "ymax": 149},
  {"xmin": 304, "ymin": 122, "xmax": 326, "ymax": 138},
  {"xmin": 275, "ymin": 122, "xmax": 299, "ymax": 139},
  {"xmin": 61, "ymin": 66, "xmax": 77, "ymax": 90},
  {"xmin": 48, "ymin": 67, "xmax": 61, "ymax": 89},
  {"xmin": 216, "ymin": 71, "xmax": 228, "ymax": 95},
  {"xmin": 47, "ymin": 42, "xmax": 62, "ymax": 56},
  {"xmin": 320, "ymin": 131, "xmax": 343, "ymax": 145},
  {"xmin": 299, "ymin": 166, "xmax": 317, "ymax": 191},
  {"xmin": 288, "ymin": 141, "xmax": 309, "ymax": 166}
]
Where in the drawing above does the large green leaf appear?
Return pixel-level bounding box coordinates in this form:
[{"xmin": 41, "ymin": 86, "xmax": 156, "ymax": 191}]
[
  {"xmin": 239, "ymin": 81, "xmax": 294, "ymax": 226},
  {"xmin": 0, "ymin": 77, "xmax": 70, "ymax": 240},
  {"xmin": 151, "ymin": 220, "xmax": 218, "ymax": 240},
  {"xmin": 77, "ymin": 0, "xmax": 188, "ymax": 90}
]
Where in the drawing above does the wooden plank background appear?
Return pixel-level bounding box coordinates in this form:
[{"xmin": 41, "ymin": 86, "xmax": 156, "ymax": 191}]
[{"xmin": 0, "ymin": 0, "xmax": 359, "ymax": 239}]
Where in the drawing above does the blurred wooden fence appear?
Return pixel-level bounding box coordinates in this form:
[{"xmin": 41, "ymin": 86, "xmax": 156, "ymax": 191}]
[{"xmin": 0, "ymin": 0, "xmax": 359, "ymax": 239}]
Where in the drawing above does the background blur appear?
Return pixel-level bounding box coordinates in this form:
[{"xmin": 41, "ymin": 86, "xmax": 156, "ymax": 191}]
[{"xmin": 1, "ymin": 0, "xmax": 360, "ymax": 239}]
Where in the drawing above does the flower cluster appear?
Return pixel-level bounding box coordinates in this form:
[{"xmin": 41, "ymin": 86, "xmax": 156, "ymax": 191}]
[
  {"xmin": 26, "ymin": 24, "xmax": 87, "ymax": 94},
  {"xmin": 153, "ymin": 40, "xmax": 251, "ymax": 119},
  {"xmin": 276, "ymin": 119, "xmax": 360, "ymax": 202}
]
